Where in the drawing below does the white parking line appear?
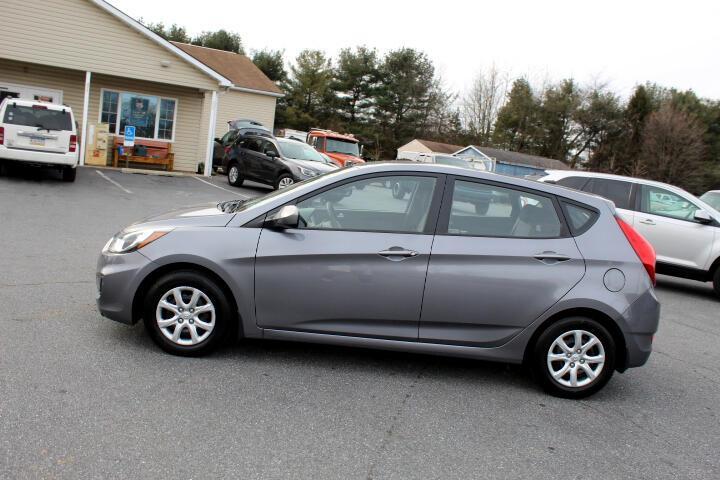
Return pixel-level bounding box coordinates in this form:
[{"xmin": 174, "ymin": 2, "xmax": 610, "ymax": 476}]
[
  {"xmin": 194, "ymin": 176, "xmax": 249, "ymax": 198},
  {"xmin": 95, "ymin": 170, "xmax": 132, "ymax": 194}
]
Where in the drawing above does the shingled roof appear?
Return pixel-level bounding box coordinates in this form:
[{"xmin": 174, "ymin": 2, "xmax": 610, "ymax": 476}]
[
  {"xmin": 467, "ymin": 146, "xmax": 569, "ymax": 170},
  {"xmin": 416, "ymin": 139, "xmax": 465, "ymax": 154},
  {"xmin": 171, "ymin": 42, "xmax": 283, "ymax": 96}
]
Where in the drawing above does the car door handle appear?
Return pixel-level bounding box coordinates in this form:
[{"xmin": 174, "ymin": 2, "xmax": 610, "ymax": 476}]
[
  {"xmin": 639, "ymin": 219, "xmax": 656, "ymax": 225},
  {"xmin": 533, "ymin": 252, "xmax": 571, "ymax": 263},
  {"xmin": 378, "ymin": 248, "xmax": 419, "ymax": 258}
]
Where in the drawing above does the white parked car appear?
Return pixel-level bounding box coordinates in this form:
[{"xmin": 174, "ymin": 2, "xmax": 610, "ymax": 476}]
[
  {"xmin": 700, "ymin": 190, "xmax": 720, "ymax": 212},
  {"xmin": 538, "ymin": 170, "xmax": 720, "ymax": 297},
  {"xmin": 0, "ymin": 98, "xmax": 79, "ymax": 182}
]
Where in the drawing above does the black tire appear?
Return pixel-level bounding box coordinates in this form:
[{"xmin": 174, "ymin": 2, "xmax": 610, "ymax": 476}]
[
  {"xmin": 392, "ymin": 182, "xmax": 404, "ymax": 199},
  {"xmin": 474, "ymin": 201, "xmax": 489, "ymax": 215},
  {"xmin": 275, "ymin": 173, "xmax": 294, "ymax": 190},
  {"xmin": 713, "ymin": 268, "xmax": 720, "ymax": 298},
  {"xmin": 530, "ymin": 316, "xmax": 616, "ymax": 399},
  {"xmin": 0, "ymin": 161, "xmax": 6, "ymax": 176},
  {"xmin": 143, "ymin": 270, "xmax": 232, "ymax": 356},
  {"xmin": 227, "ymin": 162, "xmax": 244, "ymax": 187},
  {"xmin": 62, "ymin": 167, "xmax": 77, "ymax": 182}
]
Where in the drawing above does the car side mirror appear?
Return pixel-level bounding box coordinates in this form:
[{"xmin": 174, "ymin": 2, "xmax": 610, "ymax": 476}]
[
  {"xmin": 265, "ymin": 205, "xmax": 299, "ymax": 230},
  {"xmin": 266, "ymin": 150, "xmax": 278, "ymax": 158},
  {"xmin": 694, "ymin": 210, "xmax": 713, "ymax": 224}
]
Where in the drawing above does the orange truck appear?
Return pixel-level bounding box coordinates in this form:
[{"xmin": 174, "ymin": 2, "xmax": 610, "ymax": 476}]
[{"xmin": 307, "ymin": 129, "xmax": 365, "ymax": 167}]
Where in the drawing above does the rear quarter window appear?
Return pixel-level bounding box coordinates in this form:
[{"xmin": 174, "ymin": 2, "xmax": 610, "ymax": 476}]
[
  {"xmin": 556, "ymin": 176, "xmax": 589, "ymax": 190},
  {"xmin": 561, "ymin": 202, "xmax": 599, "ymax": 236}
]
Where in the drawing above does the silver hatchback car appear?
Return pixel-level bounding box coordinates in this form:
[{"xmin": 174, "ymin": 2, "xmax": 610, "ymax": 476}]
[{"xmin": 97, "ymin": 164, "xmax": 659, "ymax": 398}]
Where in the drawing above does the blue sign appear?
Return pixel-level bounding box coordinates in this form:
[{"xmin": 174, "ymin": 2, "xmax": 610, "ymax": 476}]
[{"xmin": 123, "ymin": 126, "xmax": 136, "ymax": 146}]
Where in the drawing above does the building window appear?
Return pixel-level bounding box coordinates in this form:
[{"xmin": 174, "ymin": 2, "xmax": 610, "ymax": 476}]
[
  {"xmin": 158, "ymin": 98, "xmax": 175, "ymax": 140},
  {"xmin": 100, "ymin": 90, "xmax": 177, "ymax": 141},
  {"xmin": 100, "ymin": 91, "xmax": 119, "ymax": 134}
]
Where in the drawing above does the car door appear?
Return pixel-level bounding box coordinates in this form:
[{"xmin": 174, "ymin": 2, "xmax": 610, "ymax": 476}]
[
  {"xmin": 254, "ymin": 173, "xmax": 443, "ymax": 340},
  {"xmin": 634, "ymin": 184, "xmax": 715, "ymax": 270},
  {"xmin": 257, "ymin": 139, "xmax": 282, "ymax": 183},
  {"xmin": 419, "ymin": 177, "xmax": 586, "ymax": 347},
  {"xmin": 239, "ymin": 137, "xmax": 266, "ymax": 182}
]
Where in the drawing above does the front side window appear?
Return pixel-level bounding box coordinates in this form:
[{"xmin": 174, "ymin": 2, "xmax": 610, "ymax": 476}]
[
  {"xmin": 261, "ymin": 140, "xmax": 278, "ymax": 156},
  {"xmin": 100, "ymin": 90, "xmax": 177, "ymax": 141},
  {"xmin": 641, "ymin": 185, "xmax": 699, "ymax": 221},
  {"xmin": 296, "ymin": 176, "xmax": 437, "ymax": 233},
  {"xmin": 446, "ymin": 180, "xmax": 562, "ymax": 238},
  {"xmin": 585, "ymin": 178, "xmax": 632, "ymax": 210}
]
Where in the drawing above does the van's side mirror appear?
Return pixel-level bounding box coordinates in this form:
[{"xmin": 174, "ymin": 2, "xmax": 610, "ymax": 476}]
[
  {"xmin": 694, "ymin": 210, "xmax": 713, "ymax": 224},
  {"xmin": 265, "ymin": 205, "xmax": 299, "ymax": 229}
]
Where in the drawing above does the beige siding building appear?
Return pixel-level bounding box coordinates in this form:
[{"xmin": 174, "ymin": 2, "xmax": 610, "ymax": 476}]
[{"xmin": 0, "ymin": 0, "xmax": 283, "ymax": 174}]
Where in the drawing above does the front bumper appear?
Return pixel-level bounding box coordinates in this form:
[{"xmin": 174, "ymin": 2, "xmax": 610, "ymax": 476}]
[
  {"xmin": 96, "ymin": 250, "xmax": 155, "ymax": 325},
  {"xmin": 0, "ymin": 146, "xmax": 78, "ymax": 167}
]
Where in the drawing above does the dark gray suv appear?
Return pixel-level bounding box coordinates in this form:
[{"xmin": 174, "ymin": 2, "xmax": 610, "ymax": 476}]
[
  {"xmin": 97, "ymin": 164, "xmax": 660, "ymax": 398},
  {"xmin": 223, "ymin": 135, "xmax": 337, "ymax": 190}
]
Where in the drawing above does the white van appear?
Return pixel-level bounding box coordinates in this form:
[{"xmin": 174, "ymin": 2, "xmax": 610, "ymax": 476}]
[{"xmin": 0, "ymin": 98, "xmax": 79, "ymax": 182}]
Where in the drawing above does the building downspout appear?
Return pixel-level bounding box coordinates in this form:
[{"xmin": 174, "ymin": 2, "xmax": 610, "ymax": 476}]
[
  {"xmin": 203, "ymin": 90, "xmax": 219, "ymax": 177},
  {"xmin": 79, "ymin": 71, "xmax": 91, "ymax": 166}
]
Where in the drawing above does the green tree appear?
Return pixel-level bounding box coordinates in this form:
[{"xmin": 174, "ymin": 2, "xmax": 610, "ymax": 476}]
[
  {"xmin": 332, "ymin": 46, "xmax": 378, "ymax": 126},
  {"xmin": 284, "ymin": 50, "xmax": 334, "ymax": 130},
  {"xmin": 374, "ymin": 48, "xmax": 437, "ymax": 155},
  {"xmin": 537, "ymin": 79, "xmax": 582, "ymax": 161},
  {"xmin": 143, "ymin": 21, "xmax": 191, "ymax": 43},
  {"xmin": 493, "ymin": 78, "xmax": 540, "ymax": 153},
  {"xmin": 252, "ymin": 49, "xmax": 287, "ymax": 83},
  {"xmin": 191, "ymin": 30, "xmax": 244, "ymax": 54}
]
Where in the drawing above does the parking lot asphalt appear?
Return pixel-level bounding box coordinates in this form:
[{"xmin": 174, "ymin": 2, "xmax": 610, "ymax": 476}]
[{"xmin": 1, "ymin": 166, "xmax": 719, "ymax": 479}]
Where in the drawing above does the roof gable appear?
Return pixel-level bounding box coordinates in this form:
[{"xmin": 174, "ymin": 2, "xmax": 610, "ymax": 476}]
[{"xmin": 172, "ymin": 42, "xmax": 284, "ymax": 96}]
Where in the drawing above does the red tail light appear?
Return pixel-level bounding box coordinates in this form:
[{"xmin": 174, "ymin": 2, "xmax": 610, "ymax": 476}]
[
  {"xmin": 616, "ymin": 216, "xmax": 656, "ymax": 285},
  {"xmin": 69, "ymin": 134, "xmax": 77, "ymax": 153},
  {"xmin": 0, "ymin": 126, "xmax": 4, "ymax": 145}
]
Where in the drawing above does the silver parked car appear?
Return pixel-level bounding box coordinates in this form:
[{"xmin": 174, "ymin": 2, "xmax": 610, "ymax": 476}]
[
  {"xmin": 97, "ymin": 164, "xmax": 659, "ymax": 398},
  {"xmin": 538, "ymin": 171, "xmax": 720, "ymax": 297}
]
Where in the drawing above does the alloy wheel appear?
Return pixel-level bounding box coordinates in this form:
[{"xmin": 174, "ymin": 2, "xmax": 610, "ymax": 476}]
[
  {"xmin": 156, "ymin": 286, "xmax": 216, "ymax": 346},
  {"xmin": 229, "ymin": 166, "xmax": 239, "ymax": 184},
  {"xmin": 546, "ymin": 330, "xmax": 605, "ymax": 388},
  {"xmin": 278, "ymin": 177, "xmax": 294, "ymax": 188}
]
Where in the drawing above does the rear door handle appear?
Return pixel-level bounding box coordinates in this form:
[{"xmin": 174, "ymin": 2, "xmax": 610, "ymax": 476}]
[
  {"xmin": 378, "ymin": 248, "xmax": 419, "ymax": 258},
  {"xmin": 533, "ymin": 252, "xmax": 571, "ymax": 263},
  {"xmin": 639, "ymin": 219, "xmax": 656, "ymax": 225}
]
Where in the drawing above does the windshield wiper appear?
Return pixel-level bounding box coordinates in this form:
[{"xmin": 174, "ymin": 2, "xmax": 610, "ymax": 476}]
[
  {"xmin": 35, "ymin": 124, "xmax": 57, "ymax": 133},
  {"xmin": 218, "ymin": 199, "xmax": 247, "ymax": 213}
]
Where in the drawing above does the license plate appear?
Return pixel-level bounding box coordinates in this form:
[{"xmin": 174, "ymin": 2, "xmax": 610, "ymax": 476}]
[{"xmin": 30, "ymin": 137, "xmax": 45, "ymax": 146}]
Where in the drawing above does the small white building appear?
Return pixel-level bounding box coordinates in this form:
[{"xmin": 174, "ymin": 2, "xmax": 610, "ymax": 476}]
[{"xmin": 396, "ymin": 139, "xmax": 464, "ymax": 161}]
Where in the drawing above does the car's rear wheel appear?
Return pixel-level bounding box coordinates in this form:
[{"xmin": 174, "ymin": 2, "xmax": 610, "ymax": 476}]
[
  {"xmin": 275, "ymin": 173, "xmax": 294, "ymax": 190},
  {"xmin": 143, "ymin": 270, "xmax": 231, "ymax": 356},
  {"xmin": 227, "ymin": 163, "xmax": 243, "ymax": 187},
  {"xmin": 531, "ymin": 317, "xmax": 616, "ymax": 398},
  {"xmin": 712, "ymin": 267, "xmax": 720, "ymax": 298},
  {"xmin": 62, "ymin": 167, "xmax": 77, "ymax": 182}
]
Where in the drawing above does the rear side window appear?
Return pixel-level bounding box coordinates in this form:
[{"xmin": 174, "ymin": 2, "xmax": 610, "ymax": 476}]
[
  {"xmin": 585, "ymin": 178, "xmax": 633, "ymax": 210},
  {"xmin": 445, "ymin": 180, "xmax": 563, "ymax": 238},
  {"xmin": 3, "ymin": 104, "xmax": 73, "ymax": 131},
  {"xmin": 556, "ymin": 176, "xmax": 589, "ymax": 190},
  {"xmin": 562, "ymin": 202, "xmax": 599, "ymax": 235}
]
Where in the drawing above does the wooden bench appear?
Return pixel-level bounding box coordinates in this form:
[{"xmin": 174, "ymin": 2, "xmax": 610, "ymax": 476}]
[{"xmin": 112, "ymin": 137, "xmax": 174, "ymax": 171}]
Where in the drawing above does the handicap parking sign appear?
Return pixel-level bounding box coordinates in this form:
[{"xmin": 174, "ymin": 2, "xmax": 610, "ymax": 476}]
[{"xmin": 123, "ymin": 126, "xmax": 136, "ymax": 147}]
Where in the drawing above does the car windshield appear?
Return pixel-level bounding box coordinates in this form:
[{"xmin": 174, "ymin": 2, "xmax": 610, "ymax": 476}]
[
  {"xmin": 700, "ymin": 191, "xmax": 720, "ymax": 211},
  {"xmin": 435, "ymin": 155, "xmax": 470, "ymax": 168},
  {"xmin": 3, "ymin": 104, "xmax": 72, "ymax": 131},
  {"xmin": 278, "ymin": 140, "xmax": 326, "ymax": 162},
  {"xmin": 326, "ymin": 138, "xmax": 360, "ymax": 156}
]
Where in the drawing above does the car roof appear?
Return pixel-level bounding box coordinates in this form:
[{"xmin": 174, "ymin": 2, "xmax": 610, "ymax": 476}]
[
  {"xmin": 0, "ymin": 98, "xmax": 72, "ymax": 111},
  {"xmin": 542, "ymin": 169, "xmax": 696, "ymax": 196}
]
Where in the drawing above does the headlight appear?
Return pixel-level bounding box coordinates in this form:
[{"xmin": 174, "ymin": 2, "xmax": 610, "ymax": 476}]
[
  {"xmin": 103, "ymin": 227, "xmax": 172, "ymax": 254},
  {"xmin": 298, "ymin": 166, "xmax": 318, "ymax": 177}
]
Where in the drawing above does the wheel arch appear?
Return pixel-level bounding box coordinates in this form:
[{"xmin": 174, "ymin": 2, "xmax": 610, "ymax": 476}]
[
  {"xmin": 522, "ymin": 307, "xmax": 628, "ymax": 372},
  {"xmin": 132, "ymin": 262, "xmax": 242, "ymax": 337}
]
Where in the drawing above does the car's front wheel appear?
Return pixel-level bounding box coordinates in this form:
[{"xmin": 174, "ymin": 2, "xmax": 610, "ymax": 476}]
[
  {"xmin": 713, "ymin": 267, "xmax": 720, "ymax": 298},
  {"xmin": 531, "ymin": 317, "xmax": 616, "ymax": 398},
  {"xmin": 143, "ymin": 270, "xmax": 231, "ymax": 356},
  {"xmin": 227, "ymin": 163, "xmax": 244, "ymax": 187},
  {"xmin": 275, "ymin": 173, "xmax": 294, "ymax": 190}
]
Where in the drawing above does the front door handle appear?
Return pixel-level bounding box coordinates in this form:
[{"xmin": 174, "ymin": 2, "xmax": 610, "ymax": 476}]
[
  {"xmin": 378, "ymin": 247, "xmax": 419, "ymax": 259},
  {"xmin": 533, "ymin": 252, "xmax": 571, "ymax": 263},
  {"xmin": 639, "ymin": 219, "xmax": 656, "ymax": 225}
]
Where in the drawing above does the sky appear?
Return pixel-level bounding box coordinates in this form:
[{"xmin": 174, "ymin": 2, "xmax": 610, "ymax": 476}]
[{"xmin": 110, "ymin": 0, "xmax": 720, "ymax": 99}]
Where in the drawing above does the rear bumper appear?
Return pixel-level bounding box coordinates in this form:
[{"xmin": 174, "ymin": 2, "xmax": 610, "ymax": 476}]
[
  {"xmin": 622, "ymin": 288, "xmax": 661, "ymax": 369},
  {"xmin": 96, "ymin": 250, "xmax": 155, "ymax": 325},
  {"xmin": 0, "ymin": 146, "xmax": 78, "ymax": 167}
]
